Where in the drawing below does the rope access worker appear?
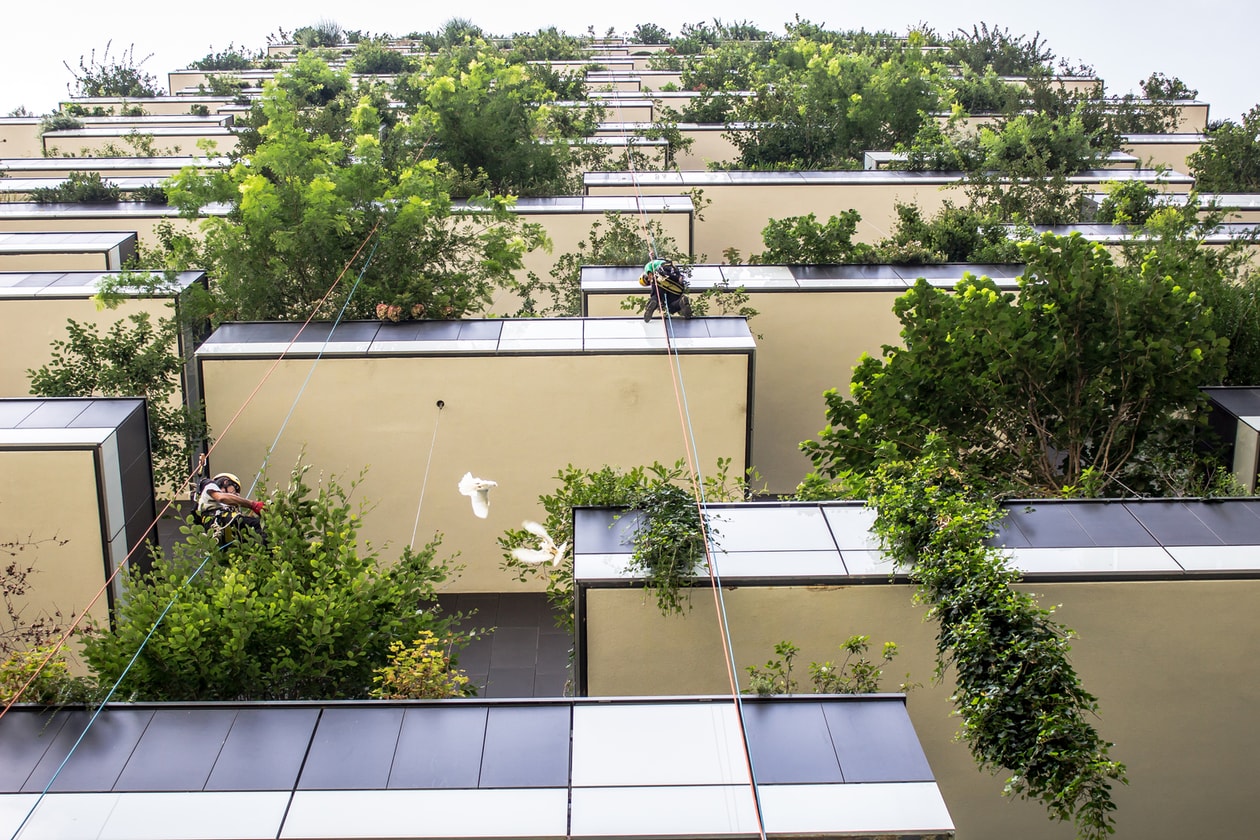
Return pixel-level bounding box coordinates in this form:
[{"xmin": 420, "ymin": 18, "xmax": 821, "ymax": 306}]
[
  {"xmin": 194, "ymin": 455, "xmax": 265, "ymax": 543},
  {"xmin": 639, "ymin": 258, "xmax": 693, "ymax": 322}
]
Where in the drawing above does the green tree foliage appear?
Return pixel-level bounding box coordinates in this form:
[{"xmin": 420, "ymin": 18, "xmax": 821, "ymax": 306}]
[
  {"xmin": 27, "ymin": 312, "xmax": 203, "ymax": 493},
  {"xmin": 633, "ymin": 23, "xmax": 671, "ymax": 44},
  {"xmin": 28, "ymin": 172, "xmax": 122, "ymax": 204},
  {"xmin": 744, "ymin": 637, "xmax": 904, "ymax": 696},
  {"xmin": 189, "ymin": 44, "xmax": 261, "ymax": 72},
  {"xmin": 165, "ymin": 56, "xmax": 547, "ymax": 322},
  {"xmin": 396, "ymin": 41, "xmax": 590, "ymax": 196},
  {"xmin": 1189, "ymin": 106, "xmax": 1260, "ymax": 193},
  {"xmin": 347, "ymin": 40, "xmax": 417, "ymax": 75},
  {"xmin": 64, "ymin": 41, "xmax": 162, "ymax": 98},
  {"xmin": 802, "ymin": 232, "xmax": 1228, "ymax": 496},
  {"xmin": 867, "ymin": 438, "xmax": 1125, "ymax": 839},
  {"xmin": 874, "ymin": 202, "xmax": 1021, "ymax": 264},
  {"xmin": 726, "ymin": 35, "xmax": 947, "ymax": 169},
  {"xmin": 945, "ymin": 23, "xmax": 1055, "ymax": 75},
  {"xmin": 503, "ymin": 27, "xmax": 589, "ymax": 62},
  {"xmin": 751, "ymin": 211, "xmax": 874, "ymax": 263},
  {"xmin": 82, "ymin": 464, "xmax": 465, "ymax": 700}
]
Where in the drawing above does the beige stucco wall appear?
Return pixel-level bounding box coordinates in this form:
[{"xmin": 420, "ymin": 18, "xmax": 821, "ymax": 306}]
[
  {"xmin": 587, "ymin": 288, "xmax": 905, "ymax": 494},
  {"xmin": 583, "ymin": 577, "xmax": 1260, "ymax": 840},
  {"xmin": 0, "ymin": 296, "xmax": 177, "ymax": 397},
  {"xmin": 1121, "ymin": 138, "xmax": 1204, "ymax": 172},
  {"xmin": 199, "ymin": 350, "xmax": 750, "ymax": 592},
  {"xmin": 0, "ymin": 251, "xmax": 118, "ymax": 272},
  {"xmin": 42, "ymin": 128, "xmax": 238, "ymax": 157},
  {"xmin": 588, "ymin": 174, "xmax": 1193, "ymax": 260},
  {"xmin": 0, "ymin": 121, "xmax": 44, "ymax": 158},
  {"xmin": 0, "ymin": 448, "xmax": 114, "ymax": 662}
]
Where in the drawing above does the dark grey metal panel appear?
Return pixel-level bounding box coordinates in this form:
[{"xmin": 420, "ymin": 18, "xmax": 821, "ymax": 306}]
[
  {"xmin": 376, "ymin": 320, "xmax": 463, "ymax": 341},
  {"xmin": 114, "ymin": 708, "xmax": 237, "ymax": 791},
  {"xmin": 573, "ymin": 508, "xmax": 640, "ymax": 554},
  {"xmin": 1063, "ymin": 502, "xmax": 1160, "ymax": 546},
  {"xmin": 0, "ymin": 710, "xmax": 70, "ymax": 792},
  {"xmin": 204, "ymin": 322, "xmax": 302, "ymax": 346},
  {"xmin": 26, "ymin": 708, "xmax": 153, "ymax": 792},
  {"xmin": 1185, "ymin": 500, "xmax": 1260, "ymax": 542},
  {"xmin": 68, "ymin": 399, "xmax": 141, "ymax": 430},
  {"xmin": 389, "ymin": 706, "xmax": 488, "ymax": 789},
  {"xmin": 988, "ymin": 513, "xmax": 1031, "ymax": 548},
  {"xmin": 15, "ymin": 400, "xmax": 92, "ymax": 429},
  {"xmin": 1125, "ymin": 501, "xmax": 1225, "ymax": 546},
  {"xmin": 479, "ymin": 706, "xmax": 570, "ymax": 788},
  {"xmin": 823, "ymin": 699, "xmax": 935, "ymax": 783},
  {"xmin": 1204, "ymin": 387, "xmax": 1260, "ymax": 417},
  {"xmin": 458, "ymin": 321, "xmax": 503, "ymax": 340},
  {"xmin": 1003, "ymin": 503, "xmax": 1093, "ymax": 548},
  {"xmin": 661, "ymin": 319, "xmax": 708, "ymax": 339},
  {"xmin": 701, "ymin": 318, "xmax": 754, "ymax": 338},
  {"xmin": 742, "ymin": 701, "xmax": 843, "ymax": 784},
  {"xmin": 206, "ymin": 707, "xmax": 320, "ymax": 791},
  {"xmin": 298, "ymin": 707, "xmax": 403, "ymax": 790},
  {"xmin": 294, "ymin": 321, "xmax": 381, "ymax": 343}
]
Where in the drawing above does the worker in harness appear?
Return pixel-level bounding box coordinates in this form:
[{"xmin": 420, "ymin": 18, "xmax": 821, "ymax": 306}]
[
  {"xmin": 639, "ymin": 258, "xmax": 693, "ymax": 322},
  {"xmin": 193, "ymin": 456, "xmax": 265, "ymax": 544}
]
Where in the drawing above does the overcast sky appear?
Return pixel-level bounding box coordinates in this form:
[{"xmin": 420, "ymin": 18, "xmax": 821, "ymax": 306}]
[{"xmin": 2, "ymin": 1, "xmax": 1254, "ymax": 124}]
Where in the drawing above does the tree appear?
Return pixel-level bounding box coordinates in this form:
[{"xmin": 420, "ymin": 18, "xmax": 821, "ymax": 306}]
[
  {"xmin": 28, "ymin": 312, "xmax": 203, "ymax": 493},
  {"xmin": 1189, "ymin": 106, "xmax": 1260, "ymax": 193},
  {"xmin": 802, "ymin": 232, "xmax": 1228, "ymax": 496},
  {"xmin": 165, "ymin": 56, "xmax": 548, "ymax": 323},
  {"xmin": 751, "ymin": 211, "xmax": 874, "ymax": 264},
  {"xmin": 395, "ymin": 41, "xmax": 591, "ymax": 197},
  {"xmin": 82, "ymin": 463, "xmax": 467, "ymax": 701}
]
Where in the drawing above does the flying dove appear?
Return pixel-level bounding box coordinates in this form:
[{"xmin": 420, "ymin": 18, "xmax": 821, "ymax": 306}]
[
  {"xmin": 458, "ymin": 472, "xmax": 497, "ymax": 519},
  {"xmin": 511, "ymin": 520, "xmax": 569, "ymax": 566}
]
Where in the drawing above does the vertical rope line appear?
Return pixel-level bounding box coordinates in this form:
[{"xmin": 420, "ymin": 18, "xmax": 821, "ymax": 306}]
[{"xmin": 410, "ymin": 401, "xmax": 445, "ymax": 550}]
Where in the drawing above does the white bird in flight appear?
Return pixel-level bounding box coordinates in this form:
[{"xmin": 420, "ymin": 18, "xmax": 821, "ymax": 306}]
[
  {"xmin": 458, "ymin": 472, "xmax": 497, "ymax": 519},
  {"xmin": 511, "ymin": 520, "xmax": 569, "ymax": 566}
]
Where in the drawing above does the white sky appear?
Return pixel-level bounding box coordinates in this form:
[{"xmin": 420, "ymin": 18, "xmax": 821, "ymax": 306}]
[{"xmin": 2, "ymin": 1, "xmax": 1254, "ymax": 123}]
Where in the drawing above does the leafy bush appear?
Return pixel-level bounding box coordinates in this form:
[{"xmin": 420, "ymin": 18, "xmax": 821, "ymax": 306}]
[
  {"xmin": 29, "ymin": 172, "xmax": 122, "ymax": 204},
  {"xmin": 293, "ymin": 19, "xmax": 343, "ymax": 49},
  {"xmin": 64, "ymin": 41, "xmax": 161, "ymax": 98},
  {"xmin": 348, "ymin": 40, "xmax": 415, "ymax": 75},
  {"xmin": 83, "ymin": 463, "xmax": 466, "ymax": 700},
  {"xmin": 633, "ymin": 23, "xmax": 671, "ymax": 44},
  {"xmin": 752, "ymin": 211, "xmax": 874, "ymax": 264},
  {"xmin": 745, "ymin": 637, "xmax": 906, "ymax": 696},
  {"xmin": 1189, "ymin": 105, "xmax": 1260, "ymax": 193},
  {"xmin": 190, "ymin": 44, "xmax": 259, "ymax": 71},
  {"xmin": 370, "ymin": 631, "xmax": 475, "ymax": 699},
  {"xmin": 1, "ymin": 644, "xmax": 97, "ymax": 706}
]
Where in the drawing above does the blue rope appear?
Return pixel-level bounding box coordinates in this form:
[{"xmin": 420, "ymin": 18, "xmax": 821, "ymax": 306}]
[{"xmin": 248, "ymin": 238, "xmax": 379, "ymax": 496}]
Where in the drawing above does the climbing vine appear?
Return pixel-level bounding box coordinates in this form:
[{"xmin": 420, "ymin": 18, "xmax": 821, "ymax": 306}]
[{"xmin": 866, "ymin": 437, "xmax": 1126, "ymax": 839}]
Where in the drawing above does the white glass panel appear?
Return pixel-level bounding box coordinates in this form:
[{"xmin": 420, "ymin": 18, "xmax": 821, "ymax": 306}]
[
  {"xmin": 759, "ymin": 782, "xmax": 953, "ymax": 835},
  {"xmin": 570, "ymin": 786, "xmax": 758, "ymax": 837},
  {"xmin": 7, "ymin": 793, "xmax": 116, "ymax": 840},
  {"xmin": 1167, "ymin": 545, "xmax": 1260, "ymax": 572},
  {"xmin": 572, "ymin": 703, "xmax": 751, "ymax": 786},
  {"xmin": 99, "ymin": 792, "xmax": 290, "ymax": 840},
  {"xmin": 721, "ymin": 266, "xmax": 795, "ymax": 282},
  {"xmin": 821, "ymin": 506, "xmax": 882, "ymax": 549},
  {"xmin": 708, "ymin": 507, "xmax": 837, "ymax": 552},
  {"xmin": 281, "ymin": 789, "xmax": 568, "ymax": 839},
  {"xmin": 1009, "ymin": 546, "xmax": 1180, "ymax": 574},
  {"xmin": 839, "ymin": 549, "xmax": 902, "ymax": 577},
  {"xmin": 710, "ymin": 550, "xmax": 845, "ymax": 578},
  {"xmin": 499, "ymin": 321, "xmax": 584, "ymax": 341}
]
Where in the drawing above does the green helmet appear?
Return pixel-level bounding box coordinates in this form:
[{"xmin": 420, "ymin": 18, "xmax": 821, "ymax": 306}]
[{"xmin": 644, "ymin": 259, "xmax": 666, "ymax": 274}]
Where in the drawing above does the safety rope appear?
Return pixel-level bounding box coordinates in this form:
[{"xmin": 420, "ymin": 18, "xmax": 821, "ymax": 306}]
[
  {"xmin": 0, "ymin": 219, "xmax": 383, "ymax": 721},
  {"xmin": 6, "ymin": 543, "xmax": 226, "ymax": 840},
  {"xmin": 612, "ymin": 85, "xmax": 770, "ymax": 840},
  {"xmin": 410, "ymin": 399, "xmax": 446, "ymax": 550}
]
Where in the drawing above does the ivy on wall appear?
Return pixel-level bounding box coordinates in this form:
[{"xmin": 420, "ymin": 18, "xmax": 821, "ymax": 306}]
[{"xmin": 866, "ymin": 436, "xmax": 1126, "ymax": 839}]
